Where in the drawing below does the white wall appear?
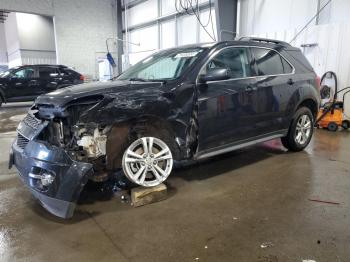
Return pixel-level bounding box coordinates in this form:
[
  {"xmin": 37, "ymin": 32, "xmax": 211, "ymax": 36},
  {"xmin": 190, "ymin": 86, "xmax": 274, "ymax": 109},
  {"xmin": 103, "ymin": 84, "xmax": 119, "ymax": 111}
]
[
  {"xmin": 0, "ymin": 0, "xmax": 117, "ymax": 79},
  {"xmin": 16, "ymin": 13, "xmax": 56, "ymax": 51},
  {"xmin": 0, "ymin": 23, "xmax": 7, "ymax": 65},
  {"xmin": 4, "ymin": 12, "xmax": 57, "ymax": 67},
  {"xmin": 239, "ymin": 0, "xmax": 350, "ymax": 36},
  {"xmin": 4, "ymin": 13, "xmax": 21, "ymax": 67}
]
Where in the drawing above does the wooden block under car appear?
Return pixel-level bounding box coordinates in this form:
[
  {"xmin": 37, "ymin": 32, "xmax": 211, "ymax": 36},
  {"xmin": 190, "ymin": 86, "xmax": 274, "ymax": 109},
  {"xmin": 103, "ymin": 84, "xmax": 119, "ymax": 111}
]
[{"xmin": 131, "ymin": 183, "xmax": 167, "ymax": 207}]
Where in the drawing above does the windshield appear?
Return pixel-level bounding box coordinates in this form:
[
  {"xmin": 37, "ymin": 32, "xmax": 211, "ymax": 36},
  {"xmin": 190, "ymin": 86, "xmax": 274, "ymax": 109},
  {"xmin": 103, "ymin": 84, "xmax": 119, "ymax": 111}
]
[{"xmin": 118, "ymin": 47, "xmax": 205, "ymax": 81}]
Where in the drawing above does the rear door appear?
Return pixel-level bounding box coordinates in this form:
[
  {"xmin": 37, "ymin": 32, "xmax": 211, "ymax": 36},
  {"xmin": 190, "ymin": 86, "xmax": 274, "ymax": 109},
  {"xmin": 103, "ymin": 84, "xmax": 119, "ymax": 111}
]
[
  {"xmin": 250, "ymin": 47, "xmax": 295, "ymax": 134},
  {"xmin": 197, "ymin": 46, "xmax": 260, "ymax": 152},
  {"xmin": 37, "ymin": 66, "xmax": 61, "ymax": 95},
  {"xmin": 58, "ymin": 68, "xmax": 82, "ymax": 86}
]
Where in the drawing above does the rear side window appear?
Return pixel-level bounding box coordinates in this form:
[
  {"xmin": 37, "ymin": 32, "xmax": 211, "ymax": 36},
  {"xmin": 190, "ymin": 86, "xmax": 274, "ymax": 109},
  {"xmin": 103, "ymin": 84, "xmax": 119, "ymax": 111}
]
[
  {"xmin": 60, "ymin": 68, "xmax": 78, "ymax": 76},
  {"xmin": 252, "ymin": 48, "xmax": 292, "ymax": 75},
  {"xmin": 39, "ymin": 67, "xmax": 59, "ymax": 78},
  {"xmin": 203, "ymin": 47, "xmax": 255, "ymax": 78}
]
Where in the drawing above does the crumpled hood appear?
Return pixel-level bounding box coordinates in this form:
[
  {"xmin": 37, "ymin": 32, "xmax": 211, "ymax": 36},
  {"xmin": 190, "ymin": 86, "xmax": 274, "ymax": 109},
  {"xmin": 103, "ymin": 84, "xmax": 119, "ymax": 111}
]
[{"xmin": 34, "ymin": 80, "xmax": 165, "ymax": 108}]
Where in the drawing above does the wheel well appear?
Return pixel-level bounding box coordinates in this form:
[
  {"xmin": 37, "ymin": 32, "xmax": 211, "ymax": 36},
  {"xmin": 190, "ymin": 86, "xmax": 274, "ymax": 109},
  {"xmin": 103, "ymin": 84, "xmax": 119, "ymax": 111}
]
[
  {"xmin": 105, "ymin": 116, "xmax": 180, "ymax": 171},
  {"xmin": 298, "ymin": 99, "xmax": 318, "ymax": 119}
]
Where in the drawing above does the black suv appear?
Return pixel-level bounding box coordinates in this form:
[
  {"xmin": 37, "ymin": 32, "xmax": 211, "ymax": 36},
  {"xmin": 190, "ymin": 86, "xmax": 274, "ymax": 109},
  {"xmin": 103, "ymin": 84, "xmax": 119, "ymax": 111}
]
[
  {"xmin": 10, "ymin": 38, "xmax": 320, "ymax": 218},
  {"xmin": 0, "ymin": 64, "xmax": 84, "ymax": 106}
]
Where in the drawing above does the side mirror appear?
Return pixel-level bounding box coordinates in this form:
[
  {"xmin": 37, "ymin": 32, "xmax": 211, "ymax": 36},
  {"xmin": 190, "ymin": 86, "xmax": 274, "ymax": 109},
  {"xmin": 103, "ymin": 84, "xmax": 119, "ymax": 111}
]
[{"xmin": 198, "ymin": 68, "xmax": 230, "ymax": 83}]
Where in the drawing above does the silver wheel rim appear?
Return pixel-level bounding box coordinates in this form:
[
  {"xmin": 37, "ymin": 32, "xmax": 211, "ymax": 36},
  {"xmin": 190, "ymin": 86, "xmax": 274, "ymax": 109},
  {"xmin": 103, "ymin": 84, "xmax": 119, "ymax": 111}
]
[
  {"xmin": 295, "ymin": 114, "xmax": 312, "ymax": 145},
  {"xmin": 122, "ymin": 137, "xmax": 173, "ymax": 187}
]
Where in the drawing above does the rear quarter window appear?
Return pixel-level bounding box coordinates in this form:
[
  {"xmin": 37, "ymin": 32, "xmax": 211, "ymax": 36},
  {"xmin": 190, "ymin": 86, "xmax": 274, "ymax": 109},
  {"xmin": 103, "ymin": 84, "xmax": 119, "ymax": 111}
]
[
  {"xmin": 252, "ymin": 47, "xmax": 293, "ymax": 75},
  {"xmin": 285, "ymin": 50, "xmax": 314, "ymax": 73},
  {"xmin": 60, "ymin": 68, "xmax": 79, "ymax": 76}
]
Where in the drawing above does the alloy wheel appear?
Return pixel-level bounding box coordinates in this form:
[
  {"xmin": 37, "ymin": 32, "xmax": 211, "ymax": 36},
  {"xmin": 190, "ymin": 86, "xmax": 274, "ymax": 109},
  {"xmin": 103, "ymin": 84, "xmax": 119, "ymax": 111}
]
[
  {"xmin": 122, "ymin": 137, "xmax": 173, "ymax": 187},
  {"xmin": 294, "ymin": 114, "xmax": 312, "ymax": 145}
]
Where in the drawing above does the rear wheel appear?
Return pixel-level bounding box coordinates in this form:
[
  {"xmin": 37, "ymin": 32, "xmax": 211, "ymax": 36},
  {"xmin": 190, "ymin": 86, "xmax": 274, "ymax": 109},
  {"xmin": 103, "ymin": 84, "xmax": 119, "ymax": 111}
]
[
  {"xmin": 281, "ymin": 107, "xmax": 314, "ymax": 152},
  {"xmin": 327, "ymin": 122, "xmax": 338, "ymax": 132},
  {"xmin": 342, "ymin": 120, "xmax": 350, "ymax": 130}
]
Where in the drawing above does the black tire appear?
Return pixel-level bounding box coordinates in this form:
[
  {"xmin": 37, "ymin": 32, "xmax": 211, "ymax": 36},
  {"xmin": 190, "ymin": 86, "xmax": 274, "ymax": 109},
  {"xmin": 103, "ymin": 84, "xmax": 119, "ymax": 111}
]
[
  {"xmin": 342, "ymin": 120, "xmax": 350, "ymax": 130},
  {"xmin": 0, "ymin": 97, "xmax": 2, "ymax": 107},
  {"xmin": 281, "ymin": 107, "xmax": 314, "ymax": 152},
  {"xmin": 327, "ymin": 122, "xmax": 338, "ymax": 132}
]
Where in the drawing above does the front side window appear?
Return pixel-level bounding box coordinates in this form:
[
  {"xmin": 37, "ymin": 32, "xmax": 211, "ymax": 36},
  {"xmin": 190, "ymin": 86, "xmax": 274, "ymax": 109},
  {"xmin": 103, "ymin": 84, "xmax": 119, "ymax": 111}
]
[
  {"xmin": 118, "ymin": 47, "xmax": 205, "ymax": 81},
  {"xmin": 202, "ymin": 47, "xmax": 255, "ymax": 79},
  {"xmin": 252, "ymin": 48, "xmax": 292, "ymax": 75},
  {"xmin": 14, "ymin": 68, "xmax": 35, "ymax": 79}
]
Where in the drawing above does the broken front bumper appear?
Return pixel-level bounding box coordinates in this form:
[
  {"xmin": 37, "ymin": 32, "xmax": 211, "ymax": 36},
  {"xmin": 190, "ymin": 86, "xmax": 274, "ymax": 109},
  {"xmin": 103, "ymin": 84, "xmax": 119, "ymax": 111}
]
[{"xmin": 10, "ymin": 112, "xmax": 93, "ymax": 218}]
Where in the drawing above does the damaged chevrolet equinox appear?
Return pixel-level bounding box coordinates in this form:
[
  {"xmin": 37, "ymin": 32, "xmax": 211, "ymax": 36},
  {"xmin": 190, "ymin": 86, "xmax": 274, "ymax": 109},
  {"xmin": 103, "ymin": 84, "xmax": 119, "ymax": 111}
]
[{"xmin": 10, "ymin": 38, "xmax": 320, "ymax": 218}]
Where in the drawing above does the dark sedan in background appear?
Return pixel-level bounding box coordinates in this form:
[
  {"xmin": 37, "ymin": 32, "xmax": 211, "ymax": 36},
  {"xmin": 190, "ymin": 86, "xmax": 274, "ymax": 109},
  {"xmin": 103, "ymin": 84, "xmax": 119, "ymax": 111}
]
[{"xmin": 0, "ymin": 64, "xmax": 84, "ymax": 106}]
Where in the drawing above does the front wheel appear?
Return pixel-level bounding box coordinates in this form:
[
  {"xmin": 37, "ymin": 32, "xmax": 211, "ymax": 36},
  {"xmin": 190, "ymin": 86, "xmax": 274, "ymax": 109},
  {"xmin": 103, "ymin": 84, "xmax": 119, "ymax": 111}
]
[
  {"xmin": 122, "ymin": 137, "xmax": 173, "ymax": 187},
  {"xmin": 281, "ymin": 107, "xmax": 314, "ymax": 152}
]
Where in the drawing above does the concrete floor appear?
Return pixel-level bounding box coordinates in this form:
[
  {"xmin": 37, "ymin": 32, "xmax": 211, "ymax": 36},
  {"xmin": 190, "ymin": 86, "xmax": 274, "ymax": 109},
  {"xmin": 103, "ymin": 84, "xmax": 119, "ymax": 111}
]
[{"xmin": 1, "ymin": 103, "xmax": 350, "ymax": 262}]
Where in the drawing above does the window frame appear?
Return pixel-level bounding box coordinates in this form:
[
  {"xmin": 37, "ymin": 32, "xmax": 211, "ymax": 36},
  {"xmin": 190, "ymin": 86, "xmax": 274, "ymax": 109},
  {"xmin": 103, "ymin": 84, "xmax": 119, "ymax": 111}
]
[{"xmin": 196, "ymin": 45, "xmax": 295, "ymax": 84}]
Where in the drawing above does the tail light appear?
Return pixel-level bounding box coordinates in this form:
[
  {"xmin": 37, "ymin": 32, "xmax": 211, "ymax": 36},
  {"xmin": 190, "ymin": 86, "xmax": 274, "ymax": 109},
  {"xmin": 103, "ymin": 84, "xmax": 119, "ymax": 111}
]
[
  {"xmin": 315, "ymin": 75, "xmax": 321, "ymax": 89},
  {"xmin": 80, "ymin": 75, "xmax": 85, "ymax": 81}
]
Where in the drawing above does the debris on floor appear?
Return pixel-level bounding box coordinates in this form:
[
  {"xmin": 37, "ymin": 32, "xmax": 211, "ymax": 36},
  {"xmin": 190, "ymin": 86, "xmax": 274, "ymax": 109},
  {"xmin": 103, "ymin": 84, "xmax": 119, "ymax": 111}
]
[
  {"xmin": 302, "ymin": 260, "xmax": 316, "ymax": 262},
  {"xmin": 260, "ymin": 242, "xmax": 274, "ymax": 248},
  {"xmin": 308, "ymin": 198, "xmax": 340, "ymax": 205}
]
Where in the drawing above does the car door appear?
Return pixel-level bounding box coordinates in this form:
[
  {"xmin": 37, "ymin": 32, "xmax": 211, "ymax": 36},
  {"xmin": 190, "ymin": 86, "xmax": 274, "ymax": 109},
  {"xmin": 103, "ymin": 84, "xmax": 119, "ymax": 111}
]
[
  {"xmin": 250, "ymin": 47, "xmax": 295, "ymax": 134},
  {"xmin": 7, "ymin": 67, "xmax": 39, "ymax": 101},
  {"xmin": 37, "ymin": 66, "xmax": 61, "ymax": 95},
  {"xmin": 197, "ymin": 46, "xmax": 260, "ymax": 152}
]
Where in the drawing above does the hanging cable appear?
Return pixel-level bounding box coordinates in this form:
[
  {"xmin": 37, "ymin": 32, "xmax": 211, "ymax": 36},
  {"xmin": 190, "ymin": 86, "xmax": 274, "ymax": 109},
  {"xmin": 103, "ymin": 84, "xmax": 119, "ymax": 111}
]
[
  {"xmin": 175, "ymin": 0, "xmax": 216, "ymax": 41},
  {"xmin": 290, "ymin": 0, "xmax": 332, "ymax": 43}
]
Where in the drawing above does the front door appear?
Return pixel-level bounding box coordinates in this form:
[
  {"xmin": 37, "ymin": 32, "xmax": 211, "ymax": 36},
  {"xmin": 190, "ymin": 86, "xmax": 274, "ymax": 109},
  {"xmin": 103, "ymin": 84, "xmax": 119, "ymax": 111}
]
[
  {"xmin": 197, "ymin": 46, "xmax": 260, "ymax": 152},
  {"xmin": 7, "ymin": 67, "xmax": 39, "ymax": 101}
]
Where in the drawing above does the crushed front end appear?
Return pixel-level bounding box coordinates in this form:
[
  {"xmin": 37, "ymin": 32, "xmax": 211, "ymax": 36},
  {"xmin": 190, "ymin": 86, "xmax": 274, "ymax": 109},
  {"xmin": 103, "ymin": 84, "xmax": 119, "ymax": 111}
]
[{"xmin": 9, "ymin": 100, "xmax": 108, "ymax": 218}]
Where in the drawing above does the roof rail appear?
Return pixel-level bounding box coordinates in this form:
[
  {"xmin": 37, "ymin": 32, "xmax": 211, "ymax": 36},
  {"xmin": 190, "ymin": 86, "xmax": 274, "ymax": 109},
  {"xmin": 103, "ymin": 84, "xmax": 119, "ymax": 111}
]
[{"xmin": 238, "ymin": 37, "xmax": 291, "ymax": 47}]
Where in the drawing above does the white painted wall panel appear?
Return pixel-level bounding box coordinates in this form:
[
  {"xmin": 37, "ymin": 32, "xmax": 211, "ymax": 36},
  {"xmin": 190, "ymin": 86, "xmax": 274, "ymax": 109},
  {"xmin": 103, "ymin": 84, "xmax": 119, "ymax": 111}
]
[
  {"xmin": 0, "ymin": 24, "xmax": 7, "ymax": 65},
  {"xmin": 16, "ymin": 13, "xmax": 56, "ymax": 51},
  {"xmin": 0, "ymin": 0, "xmax": 116, "ymax": 78}
]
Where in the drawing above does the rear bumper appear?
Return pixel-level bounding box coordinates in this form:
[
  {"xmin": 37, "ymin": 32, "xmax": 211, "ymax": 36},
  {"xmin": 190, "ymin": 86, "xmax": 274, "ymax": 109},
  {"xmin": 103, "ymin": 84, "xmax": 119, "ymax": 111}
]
[{"xmin": 11, "ymin": 139, "xmax": 93, "ymax": 218}]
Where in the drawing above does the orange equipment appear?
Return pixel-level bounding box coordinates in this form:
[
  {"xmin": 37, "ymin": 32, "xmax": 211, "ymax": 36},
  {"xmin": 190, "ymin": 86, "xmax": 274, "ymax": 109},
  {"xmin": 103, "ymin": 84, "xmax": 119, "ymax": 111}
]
[{"xmin": 316, "ymin": 100, "xmax": 349, "ymax": 131}]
